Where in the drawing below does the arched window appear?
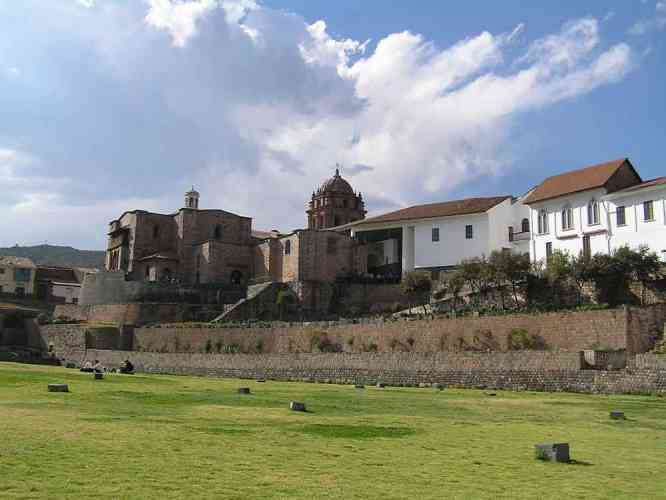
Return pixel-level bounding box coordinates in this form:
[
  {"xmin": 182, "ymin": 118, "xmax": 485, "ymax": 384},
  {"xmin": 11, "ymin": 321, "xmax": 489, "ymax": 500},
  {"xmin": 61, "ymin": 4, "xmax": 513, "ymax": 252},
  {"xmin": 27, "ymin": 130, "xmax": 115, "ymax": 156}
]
[
  {"xmin": 230, "ymin": 270, "xmax": 242, "ymax": 285},
  {"xmin": 587, "ymin": 199, "xmax": 600, "ymax": 225},
  {"xmin": 152, "ymin": 225, "xmax": 159, "ymax": 239},
  {"xmin": 521, "ymin": 218, "xmax": 530, "ymax": 233},
  {"xmin": 561, "ymin": 204, "xmax": 573, "ymax": 230},
  {"xmin": 334, "ymin": 215, "xmax": 341, "ymax": 226},
  {"xmin": 538, "ymin": 210, "xmax": 549, "ymax": 235},
  {"xmin": 214, "ymin": 224, "xmax": 222, "ymax": 240}
]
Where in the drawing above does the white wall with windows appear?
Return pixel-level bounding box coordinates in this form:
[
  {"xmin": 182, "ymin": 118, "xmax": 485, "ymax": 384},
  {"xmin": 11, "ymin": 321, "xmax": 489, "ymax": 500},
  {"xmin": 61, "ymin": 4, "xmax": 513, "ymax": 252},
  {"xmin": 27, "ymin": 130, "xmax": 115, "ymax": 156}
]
[
  {"xmin": 528, "ymin": 184, "xmax": 666, "ymax": 263},
  {"xmin": 606, "ymin": 185, "xmax": 666, "ymax": 260},
  {"xmin": 528, "ymin": 188, "xmax": 611, "ymax": 263}
]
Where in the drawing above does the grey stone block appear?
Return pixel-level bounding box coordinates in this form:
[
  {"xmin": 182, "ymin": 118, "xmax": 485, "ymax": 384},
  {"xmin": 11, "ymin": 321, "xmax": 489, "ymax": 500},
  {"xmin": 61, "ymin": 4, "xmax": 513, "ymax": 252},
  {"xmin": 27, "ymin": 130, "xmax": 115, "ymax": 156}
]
[
  {"xmin": 94, "ymin": 373, "xmax": 104, "ymax": 380},
  {"xmin": 535, "ymin": 443, "xmax": 570, "ymax": 463},
  {"xmin": 238, "ymin": 387, "xmax": 251, "ymax": 394},
  {"xmin": 354, "ymin": 384, "xmax": 365, "ymax": 389},
  {"xmin": 610, "ymin": 411, "xmax": 625, "ymax": 420},
  {"xmin": 376, "ymin": 382, "xmax": 386, "ymax": 388},
  {"xmin": 290, "ymin": 401, "xmax": 306, "ymax": 412},
  {"xmin": 48, "ymin": 384, "xmax": 69, "ymax": 393},
  {"xmin": 433, "ymin": 383, "xmax": 444, "ymax": 391}
]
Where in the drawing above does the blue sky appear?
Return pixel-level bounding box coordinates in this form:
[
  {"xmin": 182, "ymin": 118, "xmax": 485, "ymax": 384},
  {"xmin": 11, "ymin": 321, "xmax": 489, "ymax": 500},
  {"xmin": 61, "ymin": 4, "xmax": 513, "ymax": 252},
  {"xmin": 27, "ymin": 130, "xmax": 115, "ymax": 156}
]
[{"xmin": 0, "ymin": 0, "xmax": 664, "ymax": 249}]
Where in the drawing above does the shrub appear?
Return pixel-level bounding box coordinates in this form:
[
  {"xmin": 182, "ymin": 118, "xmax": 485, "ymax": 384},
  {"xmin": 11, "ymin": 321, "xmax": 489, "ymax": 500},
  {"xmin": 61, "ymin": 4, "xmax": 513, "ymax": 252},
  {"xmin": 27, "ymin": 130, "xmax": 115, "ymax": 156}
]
[
  {"xmin": 507, "ymin": 328, "xmax": 546, "ymax": 350},
  {"xmin": 204, "ymin": 339, "xmax": 213, "ymax": 353}
]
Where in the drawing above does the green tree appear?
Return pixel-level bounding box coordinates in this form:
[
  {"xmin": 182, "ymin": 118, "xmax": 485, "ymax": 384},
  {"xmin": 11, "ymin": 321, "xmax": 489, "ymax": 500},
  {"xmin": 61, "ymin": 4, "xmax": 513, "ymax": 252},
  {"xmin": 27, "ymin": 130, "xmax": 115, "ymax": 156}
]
[{"xmin": 401, "ymin": 271, "xmax": 432, "ymax": 314}]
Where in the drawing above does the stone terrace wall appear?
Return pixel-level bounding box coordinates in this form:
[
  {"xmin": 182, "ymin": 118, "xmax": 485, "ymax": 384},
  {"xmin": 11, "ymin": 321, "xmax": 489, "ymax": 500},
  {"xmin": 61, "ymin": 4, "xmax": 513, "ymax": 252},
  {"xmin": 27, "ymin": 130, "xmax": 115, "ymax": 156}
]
[
  {"xmin": 53, "ymin": 303, "xmax": 188, "ymax": 325},
  {"xmin": 68, "ymin": 349, "xmax": 666, "ymax": 394},
  {"xmin": 135, "ymin": 307, "xmax": 635, "ymax": 354},
  {"xmin": 626, "ymin": 304, "xmax": 666, "ymax": 354}
]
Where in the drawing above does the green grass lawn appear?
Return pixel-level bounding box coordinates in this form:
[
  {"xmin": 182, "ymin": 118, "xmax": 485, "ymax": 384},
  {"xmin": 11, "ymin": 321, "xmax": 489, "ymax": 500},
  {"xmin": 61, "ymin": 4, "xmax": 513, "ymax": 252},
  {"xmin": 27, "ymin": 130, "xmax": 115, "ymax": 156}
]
[{"xmin": 1, "ymin": 363, "xmax": 666, "ymax": 499}]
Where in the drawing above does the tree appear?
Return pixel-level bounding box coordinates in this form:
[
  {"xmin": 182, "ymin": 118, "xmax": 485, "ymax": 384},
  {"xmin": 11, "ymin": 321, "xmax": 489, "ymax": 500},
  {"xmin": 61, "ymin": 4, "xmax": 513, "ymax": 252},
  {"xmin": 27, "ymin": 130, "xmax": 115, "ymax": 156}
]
[
  {"xmin": 570, "ymin": 251, "xmax": 594, "ymax": 305},
  {"xmin": 545, "ymin": 250, "xmax": 572, "ymax": 306},
  {"xmin": 459, "ymin": 256, "xmax": 492, "ymax": 309},
  {"xmin": 614, "ymin": 245, "xmax": 662, "ymax": 305},
  {"xmin": 400, "ymin": 271, "xmax": 432, "ymax": 315}
]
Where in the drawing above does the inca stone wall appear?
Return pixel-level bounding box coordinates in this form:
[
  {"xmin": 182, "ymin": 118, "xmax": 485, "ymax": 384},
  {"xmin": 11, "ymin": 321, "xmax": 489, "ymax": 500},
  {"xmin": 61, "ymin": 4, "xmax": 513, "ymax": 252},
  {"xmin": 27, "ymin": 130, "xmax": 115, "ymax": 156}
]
[
  {"xmin": 60, "ymin": 349, "xmax": 666, "ymax": 395},
  {"xmin": 133, "ymin": 306, "xmax": 657, "ymax": 354}
]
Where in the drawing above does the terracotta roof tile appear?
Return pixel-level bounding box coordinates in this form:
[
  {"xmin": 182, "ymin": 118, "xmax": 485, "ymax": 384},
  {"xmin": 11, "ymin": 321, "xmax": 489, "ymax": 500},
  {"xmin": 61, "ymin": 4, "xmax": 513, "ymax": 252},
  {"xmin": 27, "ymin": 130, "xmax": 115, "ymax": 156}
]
[
  {"xmin": 353, "ymin": 196, "xmax": 511, "ymax": 226},
  {"xmin": 524, "ymin": 158, "xmax": 634, "ymax": 204}
]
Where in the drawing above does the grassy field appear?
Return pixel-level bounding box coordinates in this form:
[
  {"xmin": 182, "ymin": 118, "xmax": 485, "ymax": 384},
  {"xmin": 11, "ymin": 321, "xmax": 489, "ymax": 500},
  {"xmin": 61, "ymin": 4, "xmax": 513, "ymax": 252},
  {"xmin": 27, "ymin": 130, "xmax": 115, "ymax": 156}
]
[{"xmin": 1, "ymin": 363, "xmax": 666, "ymax": 499}]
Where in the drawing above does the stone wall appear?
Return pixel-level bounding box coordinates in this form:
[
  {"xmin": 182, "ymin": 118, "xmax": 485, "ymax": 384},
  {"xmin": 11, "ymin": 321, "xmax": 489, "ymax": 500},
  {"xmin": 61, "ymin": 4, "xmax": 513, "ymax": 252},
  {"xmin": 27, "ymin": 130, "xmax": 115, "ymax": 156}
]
[
  {"xmin": 134, "ymin": 306, "xmax": 640, "ymax": 354},
  {"xmin": 626, "ymin": 303, "xmax": 666, "ymax": 354},
  {"xmin": 63, "ymin": 349, "xmax": 666, "ymax": 394},
  {"xmin": 53, "ymin": 303, "xmax": 189, "ymax": 325}
]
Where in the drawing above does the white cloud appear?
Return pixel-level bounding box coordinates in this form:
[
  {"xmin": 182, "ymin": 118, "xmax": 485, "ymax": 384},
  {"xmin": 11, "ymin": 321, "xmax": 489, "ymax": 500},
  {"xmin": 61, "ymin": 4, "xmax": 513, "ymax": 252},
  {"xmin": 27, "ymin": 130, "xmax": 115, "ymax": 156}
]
[
  {"xmin": 299, "ymin": 20, "xmax": 369, "ymax": 78},
  {"xmin": 76, "ymin": 0, "xmax": 95, "ymax": 7},
  {"xmin": 145, "ymin": 0, "xmax": 218, "ymax": 47},
  {"xmin": 0, "ymin": 3, "xmax": 638, "ymax": 247},
  {"xmin": 629, "ymin": 1, "xmax": 666, "ymax": 35}
]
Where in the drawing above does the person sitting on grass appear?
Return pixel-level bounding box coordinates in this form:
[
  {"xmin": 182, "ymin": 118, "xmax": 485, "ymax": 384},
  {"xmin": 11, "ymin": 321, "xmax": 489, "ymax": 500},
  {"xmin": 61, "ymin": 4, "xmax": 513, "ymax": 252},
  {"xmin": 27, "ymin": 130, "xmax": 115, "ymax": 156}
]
[
  {"xmin": 120, "ymin": 359, "xmax": 135, "ymax": 374},
  {"xmin": 92, "ymin": 359, "xmax": 104, "ymax": 373},
  {"xmin": 80, "ymin": 360, "xmax": 93, "ymax": 373}
]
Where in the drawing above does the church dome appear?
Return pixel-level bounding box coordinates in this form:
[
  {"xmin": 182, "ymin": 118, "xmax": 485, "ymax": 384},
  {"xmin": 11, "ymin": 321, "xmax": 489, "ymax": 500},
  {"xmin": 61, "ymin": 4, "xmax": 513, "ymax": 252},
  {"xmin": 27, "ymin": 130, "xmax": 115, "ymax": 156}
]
[{"xmin": 319, "ymin": 168, "xmax": 354, "ymax": 194}]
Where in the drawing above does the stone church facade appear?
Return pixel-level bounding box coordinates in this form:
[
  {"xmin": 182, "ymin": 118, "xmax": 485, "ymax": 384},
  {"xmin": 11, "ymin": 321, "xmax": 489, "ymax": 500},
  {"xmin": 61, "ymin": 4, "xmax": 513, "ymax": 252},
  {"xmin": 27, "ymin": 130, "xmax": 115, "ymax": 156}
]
[{"xmin": 105, "ymin": 172, "xmax": 368, "ymax": 289}]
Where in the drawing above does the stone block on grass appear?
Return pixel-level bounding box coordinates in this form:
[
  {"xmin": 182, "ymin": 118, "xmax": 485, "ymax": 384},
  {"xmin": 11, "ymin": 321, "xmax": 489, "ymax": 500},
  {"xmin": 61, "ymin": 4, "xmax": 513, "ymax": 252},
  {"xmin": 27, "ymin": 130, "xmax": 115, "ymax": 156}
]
[
  {"xmin": 354, "ymin": 384, "xmax": 365, "ymax": 389},
  {"xmin": 94, "ymin": 372, "xmax": 104, "ymax": 380},
  {"xmin": 610, "ymin": 411, "xmax": 625, "ymax": 420},
  {"xmin": 238, "ymin": 387, "xmax": 251, "ymax": 395},
  {"xmin": 290, "ymin": 401, "xmax": 306, "ymax": 412},
  {"xmin": 376, "ymin": 382, "xmax": 386, "ymax": 388},
  {"xmin": 48, "ymin": 384, "xmax": 69, "ymax": 393},
  {"xmin": 535, "ymin": 443, "xmax": 570, "ymax": 463}
]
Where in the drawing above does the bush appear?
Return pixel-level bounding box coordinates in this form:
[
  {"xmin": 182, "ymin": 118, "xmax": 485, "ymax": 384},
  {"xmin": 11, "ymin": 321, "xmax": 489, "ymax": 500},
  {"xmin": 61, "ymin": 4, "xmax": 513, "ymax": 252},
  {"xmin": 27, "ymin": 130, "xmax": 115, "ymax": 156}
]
[{"xmin": 507, "ymin": 328, "xmax": 546, "ymax": 350}]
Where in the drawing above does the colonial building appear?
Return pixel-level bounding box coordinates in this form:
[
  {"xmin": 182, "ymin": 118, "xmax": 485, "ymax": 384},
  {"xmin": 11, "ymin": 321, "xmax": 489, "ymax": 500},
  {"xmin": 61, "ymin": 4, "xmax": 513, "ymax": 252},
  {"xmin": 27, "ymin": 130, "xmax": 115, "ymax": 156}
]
[
  {"xmin": 0, "ymin": 256, "xmax": 36, "ymax": 297},
  {"xmin": 524, "ymin": 158, "xmax": 666, "ymax": 262},
  {"xmin": 307, "ymin": 168, "xmax": 366, "ymax": 229},
  {"xmin": 105, "ymin": 184, "xmax": 367, "ymax": 290},
  {"xmin": 345, "ymin": 195, "xmax": 530, "ymax": 278}
]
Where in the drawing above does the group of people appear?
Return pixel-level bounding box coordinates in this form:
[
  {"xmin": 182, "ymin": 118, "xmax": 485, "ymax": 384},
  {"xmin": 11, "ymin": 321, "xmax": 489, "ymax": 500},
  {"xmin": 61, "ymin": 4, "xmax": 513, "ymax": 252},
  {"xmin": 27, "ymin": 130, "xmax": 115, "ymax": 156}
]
[{"xmin": 80, "ymin": 359, "xmax": 134, "ymax": 374}]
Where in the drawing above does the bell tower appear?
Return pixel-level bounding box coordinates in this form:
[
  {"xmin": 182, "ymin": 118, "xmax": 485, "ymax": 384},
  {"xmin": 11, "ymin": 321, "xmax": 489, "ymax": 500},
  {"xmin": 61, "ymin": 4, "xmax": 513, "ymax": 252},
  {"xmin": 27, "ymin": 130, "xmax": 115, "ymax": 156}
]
[
  {"xmin": 184, "ymin": 187, "xmax": 200, "ymax": 210},
  {"xmin": 307, "ymin": 167, "xmax": 366, "ymax": 229}
]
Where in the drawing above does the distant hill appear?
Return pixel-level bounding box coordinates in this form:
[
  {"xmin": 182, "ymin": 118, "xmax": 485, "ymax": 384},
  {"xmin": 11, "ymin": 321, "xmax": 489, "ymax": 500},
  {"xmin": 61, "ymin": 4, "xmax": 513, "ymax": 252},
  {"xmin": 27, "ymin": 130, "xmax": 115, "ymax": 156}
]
[{"xmin": 0, "ymin": 245, "xmax": 105, "ymax": 269}]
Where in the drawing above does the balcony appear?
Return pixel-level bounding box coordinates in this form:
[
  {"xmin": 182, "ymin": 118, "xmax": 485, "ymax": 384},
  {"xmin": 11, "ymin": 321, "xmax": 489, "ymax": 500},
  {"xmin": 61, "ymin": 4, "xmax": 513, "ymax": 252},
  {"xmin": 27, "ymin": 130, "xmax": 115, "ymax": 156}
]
[{"xmin": 509, "ymin": 231, "xmax": 530, "ymax": 243}]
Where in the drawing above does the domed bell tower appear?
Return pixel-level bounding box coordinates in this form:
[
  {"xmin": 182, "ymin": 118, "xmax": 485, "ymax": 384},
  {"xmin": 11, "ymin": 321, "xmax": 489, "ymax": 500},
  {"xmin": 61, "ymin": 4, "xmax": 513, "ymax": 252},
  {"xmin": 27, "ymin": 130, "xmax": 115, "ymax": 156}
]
[{"xmin": 307, "ymin": 167, "xmax": 366, "ymax": 229}]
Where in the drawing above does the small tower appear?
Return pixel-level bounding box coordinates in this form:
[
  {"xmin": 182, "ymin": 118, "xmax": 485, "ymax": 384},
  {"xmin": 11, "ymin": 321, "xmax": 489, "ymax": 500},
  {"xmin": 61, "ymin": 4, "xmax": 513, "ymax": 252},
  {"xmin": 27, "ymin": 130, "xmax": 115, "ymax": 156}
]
[
  {"xmin": 307, "ymin": 166, "xmax": 366, "ymax": 229},
  {"xmin": 185, "ymin": 187, "xmax": 200, "ymax": 210}
]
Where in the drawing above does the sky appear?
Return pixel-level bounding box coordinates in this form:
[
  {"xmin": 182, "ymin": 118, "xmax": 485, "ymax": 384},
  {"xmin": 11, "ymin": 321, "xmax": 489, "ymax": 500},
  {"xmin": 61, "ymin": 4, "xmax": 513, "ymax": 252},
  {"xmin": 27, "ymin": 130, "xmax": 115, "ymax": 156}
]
[{"xmin": 0, "ymin": 0, "xmax": 664, "ymax": 250}]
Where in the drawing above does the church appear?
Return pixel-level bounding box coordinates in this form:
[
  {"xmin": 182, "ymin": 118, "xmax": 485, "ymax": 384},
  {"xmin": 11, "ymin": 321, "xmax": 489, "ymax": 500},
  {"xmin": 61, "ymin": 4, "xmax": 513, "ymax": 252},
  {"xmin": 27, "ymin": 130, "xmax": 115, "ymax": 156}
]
[{"xmin": 105, "ymin": 170, "xmax": 369, "ymax": 287}]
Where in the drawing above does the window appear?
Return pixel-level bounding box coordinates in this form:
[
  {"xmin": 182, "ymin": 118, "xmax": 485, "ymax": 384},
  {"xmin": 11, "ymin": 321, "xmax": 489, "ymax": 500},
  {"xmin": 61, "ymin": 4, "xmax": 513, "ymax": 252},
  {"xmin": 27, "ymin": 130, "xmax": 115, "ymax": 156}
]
[
  {"xmin": 583, "ymin": 235, "xmax": 591, "ymax": 260},
  {"xmin": 285, "ymin": 240, "xmax": 291, "ymax": 255},
  {"xmin": 0, "ymin": 268, "xmax": 4, "ymax": 274},
  {"xmin": 431, "ymin": 227, "xmax": 440, "ymax": 242},
  {"xmin": 342, "ymin": 199, "xmax": 348, "ymax": 208},
  {"xmin": 14, "ymin": 268, "xmax": 31, "ymax": 282},
  {"xmin": 545, "ymin": 242, "xmax": 553, "ymax": 261},
  {"xmin": 538, "ymin": 209, "xmax": 549, "ymax": 234},
  {"xmin": 465, "ymin": 225, "xmax": 473, "ymax": 239},
  {"xmin": 644, "ymin": 200, "xmax": 655, "ymax": 221},
  {"xmin": 214, "ymin": 224, "xmax": 222, "ymax": 240},
  {"xmin": 561, "ymin": 204, "xmax": 573, "ymax": 230},
  {"xmin": 152, "ymin": 225, "xmax": 160, "ymax": 239},
  {"xmin": 616, "ymin": 206, "xmax": 626, "ymax": 226},
  {"xmin": 521, "ymin": 218, "xmax": 530, "ymax": 233},
  {"xmin": 15, "ymin": 287, "xmax": 25, "ymax": 297},
  {"xmin": 508, "ymin": 226, "xmax": 514, "ymax": 242},
  {"xmin": 587, "ymin": 199, "xmax": 600, "ymax": 225}
]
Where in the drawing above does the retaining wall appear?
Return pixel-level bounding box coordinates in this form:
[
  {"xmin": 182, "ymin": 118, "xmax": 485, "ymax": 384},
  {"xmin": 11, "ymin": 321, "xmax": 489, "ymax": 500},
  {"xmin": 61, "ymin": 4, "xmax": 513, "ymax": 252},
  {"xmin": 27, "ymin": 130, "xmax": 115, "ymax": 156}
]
[
  {"xmin": 69, "ymin": 349, "xmax": 666, "ymax": 394},
  {"xmin": 134, "ymin": 305, "xmax": 664, "ymax": 355}
]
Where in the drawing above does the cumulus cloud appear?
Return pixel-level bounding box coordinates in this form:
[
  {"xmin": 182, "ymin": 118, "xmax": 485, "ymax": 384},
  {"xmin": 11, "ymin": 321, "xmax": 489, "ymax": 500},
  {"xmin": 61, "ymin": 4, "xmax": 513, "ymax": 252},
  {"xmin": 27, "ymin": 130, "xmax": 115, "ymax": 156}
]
[{"xmin": 0, "ymin": 1, "xmax": 637, "ymax": 248}]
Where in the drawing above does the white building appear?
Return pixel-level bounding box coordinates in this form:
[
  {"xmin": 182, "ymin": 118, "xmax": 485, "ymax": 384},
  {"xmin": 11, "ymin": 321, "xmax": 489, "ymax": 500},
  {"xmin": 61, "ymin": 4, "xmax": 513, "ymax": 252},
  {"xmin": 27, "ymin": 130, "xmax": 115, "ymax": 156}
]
[
  {"xmin": 524, "ymin": 158, "xmax": 666, "ymax": 262},
  {"xmin": 347, "ymin": 196, "xmax": 531, "ymax": 277}
]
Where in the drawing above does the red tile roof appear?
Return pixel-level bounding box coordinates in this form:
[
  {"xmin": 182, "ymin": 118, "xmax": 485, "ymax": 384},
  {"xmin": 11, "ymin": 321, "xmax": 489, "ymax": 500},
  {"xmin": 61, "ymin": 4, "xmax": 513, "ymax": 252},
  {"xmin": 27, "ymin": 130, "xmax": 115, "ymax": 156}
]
[
  {"xmin": 524, "ymin": 158, "xmax": 636, "ymax": 204},
  {"xmin": 352, "ymin": 196, "xmax": 511, "ymax": 226}
]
